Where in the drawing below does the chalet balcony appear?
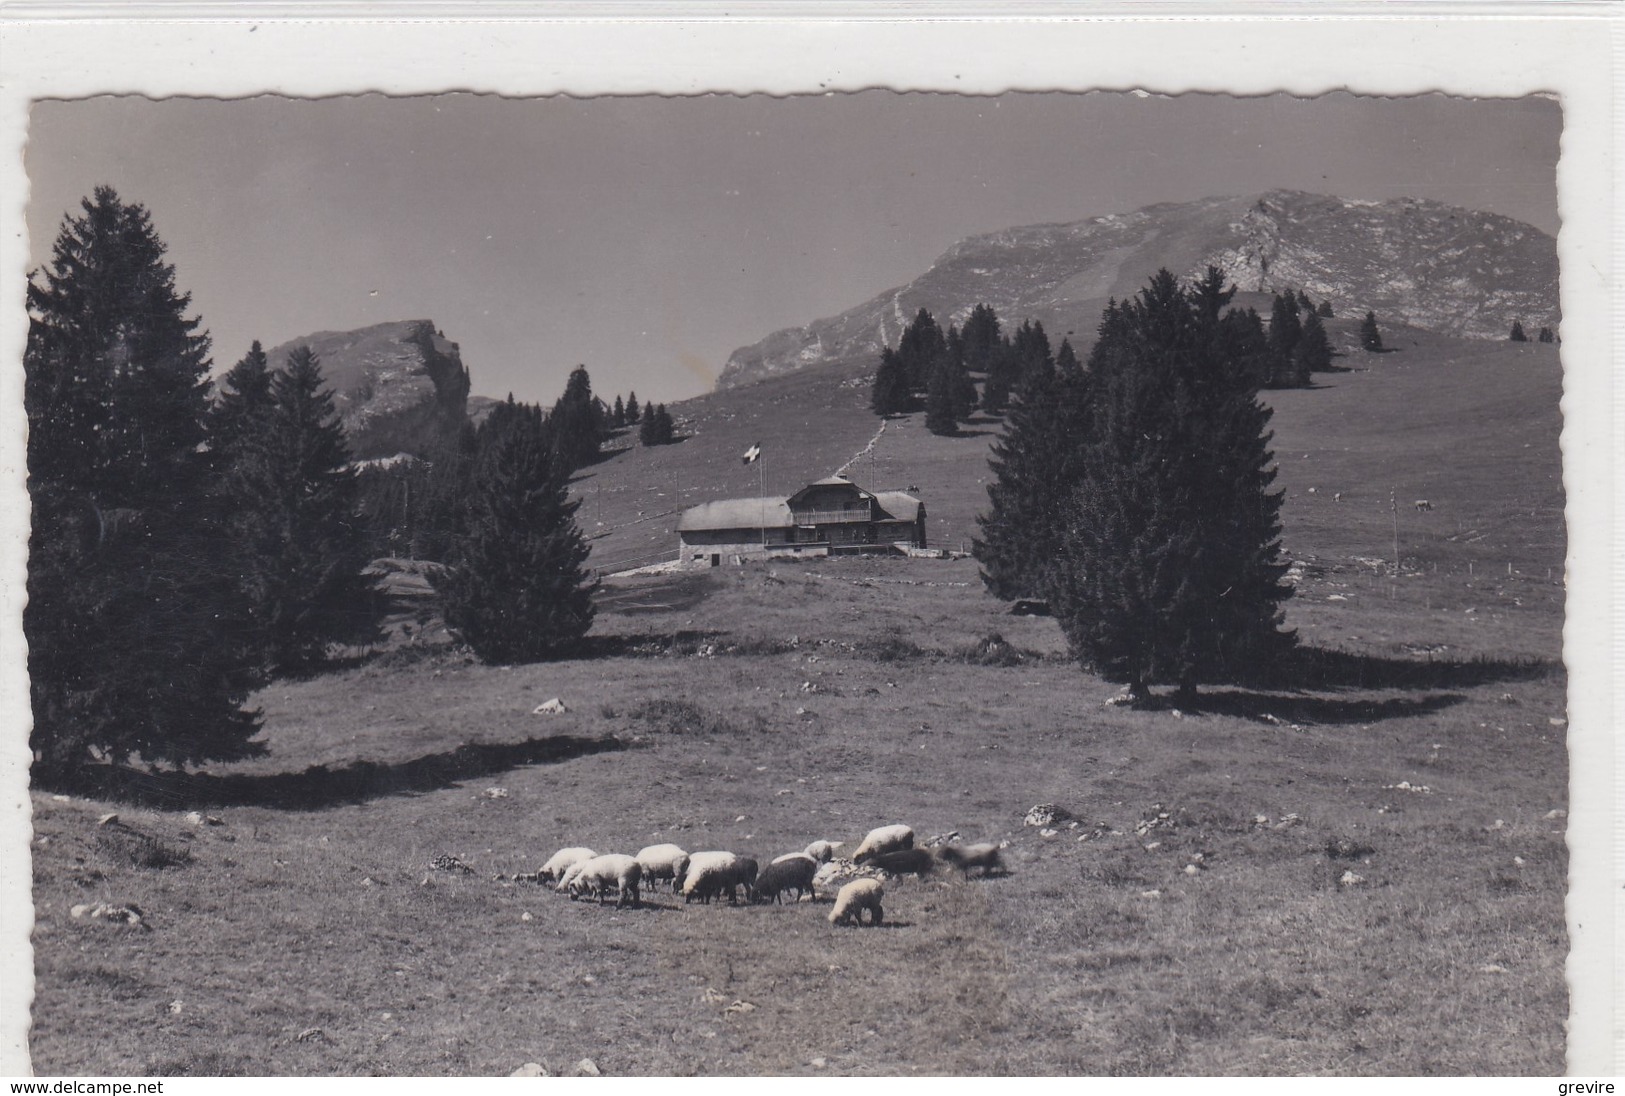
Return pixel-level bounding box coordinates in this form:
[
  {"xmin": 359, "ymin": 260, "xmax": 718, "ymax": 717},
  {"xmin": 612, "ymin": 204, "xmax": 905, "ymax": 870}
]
[{"xmin": 791, "ymin": 507, "xmax": 873, "ymax": 524}]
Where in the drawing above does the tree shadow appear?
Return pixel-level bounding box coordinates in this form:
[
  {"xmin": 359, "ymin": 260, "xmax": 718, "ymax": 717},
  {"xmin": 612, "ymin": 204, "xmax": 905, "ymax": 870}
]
[
  {"xmin": 1277, "ymin": 646, "xmax": 1559, "ymax": 692},
  {"xmin": 1167, "ymin": 689, "xmax": 1468, "ymax": 727},
  {"xmin": 36, "ymin": 733, "xmax": 628, "ymax": 811},
  {"xmin": 1124, "ymin": 646, "xmax": 1560, "ymax": 726}
]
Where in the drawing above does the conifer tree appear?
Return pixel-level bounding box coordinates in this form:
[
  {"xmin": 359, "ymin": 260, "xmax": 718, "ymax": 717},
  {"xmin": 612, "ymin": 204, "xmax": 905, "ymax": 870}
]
[
  {"xmin": 870, "ymin": 346, "xmax": 912, "ymax": 416},
  {"xmin": 974, "ymin": 326, "xmax": 1095, "ymax": 601},
  {"xmin": 924, "ymin": 361, "xmax": 959, "ymax": 436},
  {"xmin": 897, "ymin": 308, "xmax": 948, "ymax": 392},
  {"xmin": 1296, "ymin": 289, "xmax": 1314, "ymax": 313},
  {"xmin": 943, "ymin": 324, "xmax": 977, "ymax": 421},
  {"xmin": 1267, "ymin": 292, "xmax": 1305, "ymax": 386},
  {"xmin": 1538, "ymin": 326, "xmax": 1555, "ymax": 344},
  {"xmin": 25, "ymin": 186, "xmax": 262, "ymax": 772},
  {"xmin": 434, "ymin": 405, "xmax": 597, "ymax": 663},
  {"xmin": 1011, "ymin": 319, "xmax": 1054, "ymax": 389},
  {"xmin": 1360, "ymin": 311, "xmax": 1385, "ymax": 352},
  {"xmin": 979, "ymin": 337, "xmax": 1019, "ymax": 414},
  {"xmin": 1317, "ymin": 299, "xmax": 1334, "ymax": 318},
  {"xmin": 549, "ymin": 365, "xmax": 602, "ymax": 471},
  {"xmin": 960, "ymin": 304, "xmax": 1002, "ymax": 375},
  {"xmin": 1294, "ymin": 309, "xmax": 1334, "ymax": 375},
  {"xmin": 1049, "ymin": 269, "xmax": 1293, "ymax": 702},
  {"xmin": 612, "ymin": 394, "xmax": 626, "ymax": 427},
  {"xmin": 211, "ymin": 340, "xmax": 274, "ymax": 457},
  {"xmin": 229, "ymin": 346, "xmax": 376, "ymax": 673},
  {"xmin": 639, "ymin": 403, "xmax": 675, "ymax": 445},
  {"xmin": 1509, "ymin": 320, "xmax": 1528, "ymax": 342},
  {"xmin": 625, "ymin": 391, "xmax": 640, "ymax": 424}
]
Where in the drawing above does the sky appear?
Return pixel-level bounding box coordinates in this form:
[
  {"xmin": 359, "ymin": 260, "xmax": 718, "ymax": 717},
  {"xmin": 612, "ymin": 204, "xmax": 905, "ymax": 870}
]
[{"xmin": 25, "ymin": 91, "xmax": 1560, "ymax": 407}]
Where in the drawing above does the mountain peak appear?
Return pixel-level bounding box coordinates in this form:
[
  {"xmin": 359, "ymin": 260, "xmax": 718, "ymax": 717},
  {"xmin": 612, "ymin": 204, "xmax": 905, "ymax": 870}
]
[{"xmin": 717, "ymin": 191, "xmax": 1557, "ymax": 389}]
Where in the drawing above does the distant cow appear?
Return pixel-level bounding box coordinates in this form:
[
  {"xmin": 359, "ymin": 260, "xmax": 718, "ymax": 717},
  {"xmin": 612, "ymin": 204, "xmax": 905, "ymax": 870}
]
[{"xmin": 1414, "ymin": 499, "xmax": 1433, "ymax": 512}]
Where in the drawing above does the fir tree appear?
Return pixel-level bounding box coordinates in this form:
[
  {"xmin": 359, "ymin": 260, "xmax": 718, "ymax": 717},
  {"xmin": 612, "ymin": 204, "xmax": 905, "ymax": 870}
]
[
  {"xmin": 974, "ymin": 328, "xmax": 1095, "ymax": 601},
  {"xmin": 1267, "ymin": 292, "xmax": 1305, "ymax": 386},
  {"xmin": 897, "ymin": 308, "xmax": 948, "ymax": 392},
  {"xmin": 1049, "ymin": 269, "xmax": 1294, "ymax": 702},
  {"xmin": 1296, "ymin": 289, "xmax": 1314, "ymax": 313},
  {"xmin": 1509, "ymin": 320, "xmax": 1528, "ymax": 342},
  {"xmin": 434, "ymin": 406, "xmax": 597, "ymax": 663},
  {"xmin": 1538, "ymin": 326, "xmax": 1555, "ymax": 344},
  {"xmin": 979, "ymin": 337, "xmax": 1019, "ymax": 414},
  {"xmin": 211, "ymin": 340, "xmax": 274, "ymax": 457},
  {"xmin": 625, "ymin": 391, "xmax": 640, "ymax": 424},
  {"xmin": 25, "ymin": 187, "xmax": 262, "ymax": 773},
  {"xmin": 549, "ymin": 365, "xmax": 602, "ymax": 471},
  {"xmin": 924, "ymin": 360, "xmax": 959, "ymax": 436},
  {"xmin": 639, "ymin": 403, "xmax": 675, "ymax": 445},
  {"xmin": 1360, "ymin": 311, "xmax": 1384, "ymax": 352},
  {"xmin": 1011, "ymin": 319, "xmax": 1054, "ymax": 389},
  {"xmin": 612, "ymin": 394, "xmax": 626, "ymax": 427},
  {"xmin": 229, "ymin": 346, "xmax": 376, "ymax": 673},
  {"xmin": 1294, "ymin": 309, "xmax": 1334, "ymax": 375},
  {"xmin": 870, "ymin": 346, "xmax": 912, "ymax": 416},
  {"xmin": 960, "ymin": 304, "xmax": 1002, "ymax": 375},
  {"xmin": 944, "ymin": 324, "xmax": 977, "ymax": 421},
  {"xmin": 1317, "ymin": 299, "xmax": 1334, "ymax": 318}
]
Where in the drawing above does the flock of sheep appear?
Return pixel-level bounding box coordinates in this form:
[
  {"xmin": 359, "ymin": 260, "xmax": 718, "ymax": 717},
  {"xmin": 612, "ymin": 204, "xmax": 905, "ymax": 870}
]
[{"xmin": 533, "ymin": 824, "xmax": 1006, "ymax": 927}]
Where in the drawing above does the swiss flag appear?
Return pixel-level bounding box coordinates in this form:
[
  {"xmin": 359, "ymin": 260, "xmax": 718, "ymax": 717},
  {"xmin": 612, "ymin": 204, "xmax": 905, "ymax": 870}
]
[{"xmin": 742, "ymin": 443, "xmax": 761, "ymax": 465}]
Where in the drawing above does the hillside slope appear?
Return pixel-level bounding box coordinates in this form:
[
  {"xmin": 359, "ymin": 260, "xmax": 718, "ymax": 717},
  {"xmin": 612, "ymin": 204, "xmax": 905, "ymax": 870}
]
[
  {"xmin": 719, "ymin": 191, "xmax": 1559, "ymax": 390},
  {"xmin": 575, "ymin": 322, "xmax": 1564, "ymax": 611}
]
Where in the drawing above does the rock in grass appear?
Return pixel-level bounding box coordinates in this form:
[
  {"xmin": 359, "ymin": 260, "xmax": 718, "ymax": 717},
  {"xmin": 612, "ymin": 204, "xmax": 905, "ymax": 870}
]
[
  {"xmin": 510, "ymin": 1063, "xmax": 548, "ymax": 1077},
  {"xmin": 575, "ymin": 1058, "xmax": 601, "ymax": 1076},
  {"xmin": 1339, "ymin": 870, "xmax": 1366, "ymax": 886}
]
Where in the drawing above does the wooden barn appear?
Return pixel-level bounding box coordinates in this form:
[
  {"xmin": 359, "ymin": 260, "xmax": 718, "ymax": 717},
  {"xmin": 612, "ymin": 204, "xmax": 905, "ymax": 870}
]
[{"xmin": 676, "ymin": 475, "xmax": 926, "ymax": 565}]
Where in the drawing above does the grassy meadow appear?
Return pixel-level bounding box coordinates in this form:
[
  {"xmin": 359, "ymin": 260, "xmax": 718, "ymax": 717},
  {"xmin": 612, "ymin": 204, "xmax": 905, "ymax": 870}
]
[{"xmin": 27, "ymin": 331, "xmax": 1568, "ymax": 1076}]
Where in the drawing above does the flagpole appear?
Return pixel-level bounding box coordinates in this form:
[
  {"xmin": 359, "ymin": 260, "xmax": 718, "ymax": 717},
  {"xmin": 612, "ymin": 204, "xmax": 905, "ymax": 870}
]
[{"xmin": 759, "ymin": 449, "xmax": 766, "ymax": 551}]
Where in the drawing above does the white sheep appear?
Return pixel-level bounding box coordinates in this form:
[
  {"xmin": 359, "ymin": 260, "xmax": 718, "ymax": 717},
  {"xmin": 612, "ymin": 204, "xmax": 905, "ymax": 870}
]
[
  {"xmin": 566, "ymin": 854, "xmax": 643, "ymax": 908},
  {"xmin": 539, "ymin": 846, "xmax": 597, "ymax": 884},
  {"xmin": 851, "ymin": 824, "xmax": 914, "ymax": 864},
  {"xmin": 802, "ymin": 840, "xmax": 844, "ymax": 863},
  {"xmin": 681, "ymin": 851, "xmax": 759, "ymax": 905},
  {"xmin": 828, "ymin": 878, "xmax": 884, "ymax": 927},
  {"xmin": 635, "ymin": 844, "xmax": 690, "ymax": 891}
]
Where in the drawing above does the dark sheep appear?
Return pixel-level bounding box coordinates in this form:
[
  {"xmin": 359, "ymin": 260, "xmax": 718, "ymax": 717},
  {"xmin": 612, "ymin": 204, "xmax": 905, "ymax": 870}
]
[
  {"xmin": 866, "ymin": 847, "xmax": 935, "ymax": 879},
  {"xmin": 753, "ymin": 855, "xmax": 818, "ymax": 904},
  {"xmin": 937, "ymin": 842, "xmax": 1006, "ymax": 877}
]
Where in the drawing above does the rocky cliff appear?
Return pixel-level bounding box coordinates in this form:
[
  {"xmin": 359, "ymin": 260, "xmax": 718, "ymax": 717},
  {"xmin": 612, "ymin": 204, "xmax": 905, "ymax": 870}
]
[
  {"xmin": 718, "ymin": 190, "xmax": 1559, "ymax": 389},
  {"xmin": 264, "ymin": 320, "xmax": 471, "ymax": 459}
]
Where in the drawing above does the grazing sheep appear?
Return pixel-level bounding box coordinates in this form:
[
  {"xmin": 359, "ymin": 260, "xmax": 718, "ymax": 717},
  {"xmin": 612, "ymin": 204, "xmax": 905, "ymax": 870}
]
[
  {"xmin": 828, "ymin": 878, "xmax": 884, "ymax": 927},
  {"xmin": 566, "ymin": 854, "xmax": 643, "ymax": 908},
  {"xmin": 754, "ymin": 854, "xmax": 818, "ymax": 904},
  {"xmin": 865, "ymin": 847, "xmax": 935, "ymax": 879},
  {"xmin": 802, "ymin": 840, "xmax": 844, "ymax": 863},
  {"xmin": 852, "ymin": 824, "xmax": 914, "ymax": 864},
  {"xmin": 681, "ymin": 851, "xmax": 759, "ymax": 905},
  {"xmin": 635, "ymin": 844, "xmax": 690, "ymax": 891},
  {"xmin": 538, "ymin": 846, "xmax": 597, "ymax": 884},
  {"xmin": 937, "ymin": 842, "xmax": 1005, "ymax": 877}
]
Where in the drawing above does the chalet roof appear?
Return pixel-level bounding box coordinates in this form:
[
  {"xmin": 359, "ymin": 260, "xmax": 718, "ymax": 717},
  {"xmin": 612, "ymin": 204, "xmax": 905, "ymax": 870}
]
[
  {"xmin": 676, "ymin": 482, "xmax": 922, "ymax": 533},
  {"xmin": 677, "ymin": 496, "xmax": 793, "ymax": 532},
  {"xmin": 873, "ymin": 491, "xmax": 923, "ymax": 521}
]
